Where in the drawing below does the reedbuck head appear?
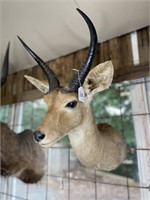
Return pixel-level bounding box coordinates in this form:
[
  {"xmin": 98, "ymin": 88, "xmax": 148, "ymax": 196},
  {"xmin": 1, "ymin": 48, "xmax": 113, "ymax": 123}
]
[
  {"xmin": 18, "ymin": 9, "xmax": 126, "ymax": 170},
  {"xmin": 18, "ymin": 9, "xmax": 100, "ymax": 146}
]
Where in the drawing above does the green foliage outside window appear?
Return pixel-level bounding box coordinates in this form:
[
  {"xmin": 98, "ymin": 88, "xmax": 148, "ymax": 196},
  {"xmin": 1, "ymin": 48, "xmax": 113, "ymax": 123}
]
[{"xmin": 0, "ymin": 105, "xmax": 9, "ymax": 123}]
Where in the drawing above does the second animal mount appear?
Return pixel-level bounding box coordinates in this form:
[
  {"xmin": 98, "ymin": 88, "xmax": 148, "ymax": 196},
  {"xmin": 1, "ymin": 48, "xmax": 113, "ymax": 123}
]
[{"xmin": 18, "ymin": 9, "xmax": 126, "ymax": 171}]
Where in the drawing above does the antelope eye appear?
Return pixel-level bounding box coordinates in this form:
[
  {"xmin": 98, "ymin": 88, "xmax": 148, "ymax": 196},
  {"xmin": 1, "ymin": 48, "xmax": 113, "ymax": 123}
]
[{"xmin": 65, "ymin": 101, "xmax": 78, "ymax": 108}]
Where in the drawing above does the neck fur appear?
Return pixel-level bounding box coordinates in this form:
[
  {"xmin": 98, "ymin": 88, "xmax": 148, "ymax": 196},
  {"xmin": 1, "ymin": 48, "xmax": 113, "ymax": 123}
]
[{"xmin": 68, "ymin": 103, "xmax": 99, "ymax": 145}]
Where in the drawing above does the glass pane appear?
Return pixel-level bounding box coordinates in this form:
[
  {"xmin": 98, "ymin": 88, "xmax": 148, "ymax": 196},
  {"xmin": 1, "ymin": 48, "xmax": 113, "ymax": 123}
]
[
  {"xmin": 32, "ymin": 99, "xmax": 47, "ymax": 130},
  {"xmin": 70, "ymin": 179, "xmax": 95, "ymax": 200},
  {"xmin": 13, "ymin": 177, "xmax": 28, "ymax": 199},
  {"xmin": 22, "ymin": 102, "xmax": 33, "ymax": 129},
  {"xmin": 46, "ymin": 177, "xmax": 68, "ymax": 200},
  {"xmin": 122, "ymin": 116, "xmax": 139, "ymax": 185},
  {"xmin": 27, "ymin": 175, "xmax": 47, "ymax": 200},
  {"xmin": 47, "ymin": 148, "xmax": 68, "ymax": 178},
  {"xmin": 92, "ymin": 85, "xmax": 121, "ymax": 121},
  {"xmin": 119, "ymin": 84, "xmax": 132, "ymax": 116},
  {"xmin": 0, "ymin": 105, "xmax": 9, "ymax": 122},
  {"xmin": 129, "ymin": 187, "xmax": 141, "ymax": 200},
  {"xmin": 97, "ymin": 183, "xmax": 128, "ymax": 200}
]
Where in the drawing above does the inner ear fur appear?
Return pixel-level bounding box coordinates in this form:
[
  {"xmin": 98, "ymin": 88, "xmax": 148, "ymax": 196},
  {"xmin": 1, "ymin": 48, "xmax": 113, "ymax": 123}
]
[
  {"xmin": 83, "ymin": 61, "xmax": 114, "ymax": 98},
  {"xmin": 24, "ymin": 75, "xmax": 49, "ymax": 94}
]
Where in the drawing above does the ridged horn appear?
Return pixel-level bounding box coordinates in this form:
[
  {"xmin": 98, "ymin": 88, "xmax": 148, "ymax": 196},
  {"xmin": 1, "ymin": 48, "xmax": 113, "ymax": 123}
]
[
  {"xmin": 67, "ymin": 8, "xmax": 97, "ymax": 93},
  {"xmin": 17, "ymin": 36, "xmax": 60, "ymax": 92},
  {"xmin": 1, "ymin": 42, "xmax": 10, "ymax": 86}
]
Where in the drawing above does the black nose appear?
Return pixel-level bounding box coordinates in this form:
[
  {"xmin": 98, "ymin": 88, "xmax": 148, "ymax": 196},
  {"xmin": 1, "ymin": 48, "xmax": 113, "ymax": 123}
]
[{"xmin": 33, "ymin": 131, "xmax": 45, "ymax": 142}]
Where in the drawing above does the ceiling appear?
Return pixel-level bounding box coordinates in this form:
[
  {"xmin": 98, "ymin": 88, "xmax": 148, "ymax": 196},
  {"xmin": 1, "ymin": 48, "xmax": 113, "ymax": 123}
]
[{"xmin": 1, "ymin": 0, "xmax": 149, "ymax": 74}]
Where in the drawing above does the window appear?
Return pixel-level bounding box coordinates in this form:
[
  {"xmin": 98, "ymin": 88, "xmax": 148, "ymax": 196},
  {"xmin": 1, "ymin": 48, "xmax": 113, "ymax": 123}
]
[{"xmin": 1, "ymin": 78, "xmax": 149, "ymax": 200}]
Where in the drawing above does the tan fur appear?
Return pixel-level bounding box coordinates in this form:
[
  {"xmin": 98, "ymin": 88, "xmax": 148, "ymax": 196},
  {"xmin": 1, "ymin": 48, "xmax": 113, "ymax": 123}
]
[
  {"xmin": 25, "ymin": 61, "xmax": 127, "ymax": 171},
  {"xmin": 0, "ymin": 122, "xmax": 45, "ymax": 183},
  {"xmin": 68, "ymin": 106, "xmax": 126, "ymax": 171}
]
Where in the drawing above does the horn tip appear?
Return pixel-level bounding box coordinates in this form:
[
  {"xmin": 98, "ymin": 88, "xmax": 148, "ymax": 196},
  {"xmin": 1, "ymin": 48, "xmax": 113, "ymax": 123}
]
[
  {"xmin": 7, "ymin": 41, "xmax": 10, "ymax": 48},
  {"xmin": 6, "ymin": 42, "xmax": 10, "ymax": 52},
  {"xmin": 76, "ymin": 8, "xmax": 83, "ymax": 14},
  {"xmin": 17, "ymin": 35, "xmax": 22, "ymax": 42}
]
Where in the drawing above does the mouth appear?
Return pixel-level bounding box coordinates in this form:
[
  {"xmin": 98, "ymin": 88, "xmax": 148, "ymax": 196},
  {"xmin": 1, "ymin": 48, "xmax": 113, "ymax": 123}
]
[
  {"xmin": 40, "ymin": 137, "xmax": 61, "ymax": 148},
  {"xmin": 36, "ymin": 133, "xmax": 68, "ymax": 148}
]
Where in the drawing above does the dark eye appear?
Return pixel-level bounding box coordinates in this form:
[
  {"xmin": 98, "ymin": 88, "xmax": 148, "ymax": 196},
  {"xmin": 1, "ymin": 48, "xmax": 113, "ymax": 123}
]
[{"xmin": 65, "ymin": 101, "xmax": 78, "ymax": 108}]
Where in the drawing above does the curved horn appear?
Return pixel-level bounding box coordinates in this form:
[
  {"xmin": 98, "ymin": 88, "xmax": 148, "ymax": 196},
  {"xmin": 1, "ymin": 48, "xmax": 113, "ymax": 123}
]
[
  {"xmin": 17, "ymin": 36, "xmax": 60, "ymax": 92},
  {"xmin": 1, "ymin": 42, "xmax": 10, "ymax": 86},
  {"xmin": 67, "ymin": 8, "xmax": 98, "ymax": 93}
]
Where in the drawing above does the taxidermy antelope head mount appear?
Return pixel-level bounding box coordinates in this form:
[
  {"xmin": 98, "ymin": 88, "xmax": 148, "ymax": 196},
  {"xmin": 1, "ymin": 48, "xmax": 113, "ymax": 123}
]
[
  {"xmin": 18, "ymin": 9, "xmax": 126, "ymax": 171},
  {"xmin": 0, "ymin": 44, "xmax": 45, "ymax": 184}
]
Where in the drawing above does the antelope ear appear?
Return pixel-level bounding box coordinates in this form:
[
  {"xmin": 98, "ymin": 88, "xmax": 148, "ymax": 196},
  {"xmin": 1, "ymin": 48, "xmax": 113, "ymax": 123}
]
[
  {"xmin": 24, "ymin": 75, "xmax": 49, "ymax": 94},
  {"xmin": 83, "ymin": 61, "xmax": 114, "ymax": 99}
]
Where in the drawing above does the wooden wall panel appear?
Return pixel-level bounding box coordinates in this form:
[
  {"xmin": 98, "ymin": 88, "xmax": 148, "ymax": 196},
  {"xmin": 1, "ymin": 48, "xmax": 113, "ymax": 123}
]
[
  {"xmin": 108, "ymin": 38, "xmax": 121, "ymax": 69},
  {"xmin": 1, "ymin": 26, "xmax": 149, "ymax": 105},
  {"xmin": 1, "ymin": 82, "xmax": 6, "ymax": 97},
  {"xmin": 137, "ymin": 27, "xmax": 149, "ymax": 64},
  {"xmin": 5, "ymin": 74, "xmax": 14, "ymax": 96}
]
